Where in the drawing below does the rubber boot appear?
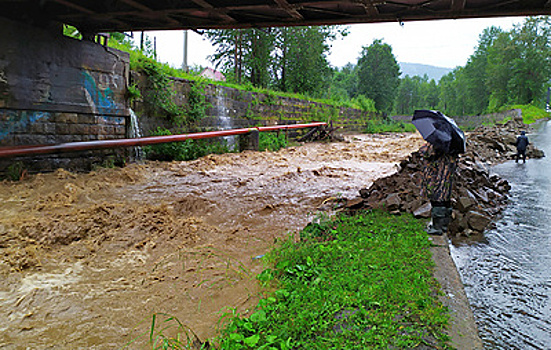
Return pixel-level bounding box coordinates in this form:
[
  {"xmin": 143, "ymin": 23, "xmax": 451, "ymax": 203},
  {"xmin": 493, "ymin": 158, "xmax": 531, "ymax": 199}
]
[
  {"xmin": 426, "ymin": 206, "xmax": 449, "ymax": 236},
  {"xmin": 440, "ymin": 207, "xmax": 452, "ymax": 234}
]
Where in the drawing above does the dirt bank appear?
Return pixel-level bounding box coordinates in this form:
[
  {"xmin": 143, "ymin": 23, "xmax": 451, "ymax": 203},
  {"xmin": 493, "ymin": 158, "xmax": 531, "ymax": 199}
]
[{"xmin": 0, "ymin": 133, "xmax": 425, "ymax": 349}]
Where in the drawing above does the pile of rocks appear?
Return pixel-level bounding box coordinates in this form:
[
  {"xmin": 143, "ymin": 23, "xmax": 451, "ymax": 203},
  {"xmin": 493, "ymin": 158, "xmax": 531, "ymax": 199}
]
[
  {"xmin": 465, "ymin": 118, "xmax": 544, "ymax": 163},
  {"xmin": 346, "ymin": 117, "xmax": 545, "ymax": 237}
]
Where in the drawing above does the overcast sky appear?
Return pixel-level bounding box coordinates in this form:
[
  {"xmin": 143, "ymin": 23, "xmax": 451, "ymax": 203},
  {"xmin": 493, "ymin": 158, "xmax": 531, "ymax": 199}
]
[{"xmin": 144, "ymin": 16, "xmax": 526, "ymax": 71}]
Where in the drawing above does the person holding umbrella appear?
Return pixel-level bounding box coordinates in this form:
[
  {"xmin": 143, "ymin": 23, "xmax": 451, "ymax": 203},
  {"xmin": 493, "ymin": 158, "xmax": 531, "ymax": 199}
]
[{"xmin": 412, "ymin": 110, "xmax": 466, "ymax": 236}]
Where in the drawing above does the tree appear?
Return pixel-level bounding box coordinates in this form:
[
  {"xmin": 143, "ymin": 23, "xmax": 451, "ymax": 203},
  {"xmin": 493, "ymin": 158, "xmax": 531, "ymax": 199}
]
[
  {"xmin": 461, "ymin": 26, "xmax": 503, "ymax": 114},
  {"xmin": 485, "ymin": 30, "xmax": 518, "ymax": 109},
  {"xmin": 330, "ymin": 63, "xmax": 358, "ymax": 100},
  {"xmin": 393, "ymin": 75, "xmax": 439, "ymax": 115},
  {"xmin": 205, "ymin": 29, "xmax": 275, "ymax": 86},
  {"xmin": 274, "ymin": 26, "xmax": 338, "ymax": 95},
  {"xmin": 356, "ymin": 39, "xmax": 400, "ymax": 113},
  {"xmin": 393, "ymin": 75, "xmax": 419, "ymax": 115},
  {"xmin": 206, "ymin": 26, "xmax": 346, "ymax": 96},
  {"xmin": 484, "ymin": 16, "xmax": 551, "ymax": 110},
  {"xmin": 419, "ymin": 77, "xmax": 439, "ymax": 109},
  {"xmin": 508, "ymin": 16, "xmax": 551, "ymax": 105},
  {"xmin": 438, "ymin": 69, "xmax": 470, "ymax": 116},
  {"xmin": 434, "ymin": 16, "xmax": 551, "ymax": 115}
]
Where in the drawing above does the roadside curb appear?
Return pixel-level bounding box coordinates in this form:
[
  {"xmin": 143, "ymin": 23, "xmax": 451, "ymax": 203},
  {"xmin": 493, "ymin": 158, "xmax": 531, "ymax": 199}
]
[{"xmin": 429, "ymin": 234, "xmax": 483, "ymax": 350}]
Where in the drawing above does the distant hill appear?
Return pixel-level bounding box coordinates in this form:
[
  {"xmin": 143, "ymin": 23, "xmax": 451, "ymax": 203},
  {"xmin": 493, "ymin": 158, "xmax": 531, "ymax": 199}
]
[{"xmin": 399, "ymin": 62, "xmax": 453, "ymax": 82}]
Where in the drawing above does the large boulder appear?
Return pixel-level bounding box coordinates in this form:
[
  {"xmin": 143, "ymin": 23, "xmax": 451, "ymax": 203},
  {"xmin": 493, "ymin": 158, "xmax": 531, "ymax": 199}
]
[
  {"xmin": 413, "ymin": 202, "xmax": 431, "ymax": 218},
  {"xmin": 467, "ymin": 211, "xmax": 492, "ymax": 232},
  {"xmin": 457, "ymin": 197, "xmax": 475, "ymax": 212},
  {"xmin": 383, "ymin": 193, "xmax": 402, "ymax": 211}
]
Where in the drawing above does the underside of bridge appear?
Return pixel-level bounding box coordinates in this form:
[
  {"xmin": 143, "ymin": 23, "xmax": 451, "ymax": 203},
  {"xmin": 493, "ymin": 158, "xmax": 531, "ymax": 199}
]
[{"xmin": 1, "ymin": 0, "xmax": 550, "ymax": 33}]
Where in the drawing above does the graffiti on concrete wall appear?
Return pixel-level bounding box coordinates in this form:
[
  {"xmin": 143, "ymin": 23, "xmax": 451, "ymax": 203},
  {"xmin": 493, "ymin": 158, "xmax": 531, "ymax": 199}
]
[
  {"xmin": 82, "ymin": 71, "xmax": 117, "ymax": 115},
  {"xmin": 0, "ymin": 68, "xmax": 9, "ymax": 108},
  {"xmin": 0, "ymin": 110, "xmax": 49, "ymax": 141},
  {"xmin": 0, "ymin": 70, "xmax": 125, "ymax": 143}
]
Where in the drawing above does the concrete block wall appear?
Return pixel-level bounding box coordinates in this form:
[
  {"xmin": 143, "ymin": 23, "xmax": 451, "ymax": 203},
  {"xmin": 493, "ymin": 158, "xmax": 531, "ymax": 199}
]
[
  {"xmin": 0, "ymin": 17, "xmax": 130, "ymax": 174},
  {"xmin": 0, "ymin": 109, "xmax": 127, "ymax": 173},
  {"xmin": 0, "ymin": 110, "xmax": 126, "ymax": 146}
]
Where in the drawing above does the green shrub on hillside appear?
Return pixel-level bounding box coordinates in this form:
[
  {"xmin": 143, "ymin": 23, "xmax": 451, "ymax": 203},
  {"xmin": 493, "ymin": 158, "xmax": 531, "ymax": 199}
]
[
  {"xmin": 135, "ymin": 57, "xmax": 184, "ymax": 122},
  {"xmin": 144, "ymin": 128, "xmax": 230, "ymax": 161},
  {"xmin": 352, "ymin": 95, "xmax": 378, "ymax": 112},
  {"xmin": 259, "ymin": 132, "xmax": 288, "ymax": 152}
]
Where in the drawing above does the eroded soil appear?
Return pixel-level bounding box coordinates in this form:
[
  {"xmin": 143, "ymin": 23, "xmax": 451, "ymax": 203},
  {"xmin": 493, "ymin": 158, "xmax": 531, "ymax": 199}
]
[{"xmin": 0, "ymin": 133, "xmax": 424, "ymax": 349}]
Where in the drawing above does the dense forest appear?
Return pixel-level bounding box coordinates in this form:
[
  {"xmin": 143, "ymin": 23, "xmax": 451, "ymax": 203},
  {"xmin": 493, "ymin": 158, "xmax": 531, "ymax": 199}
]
[{"xmin": 204, "ymin": 16, "xmax": 551, "ymax": 117}]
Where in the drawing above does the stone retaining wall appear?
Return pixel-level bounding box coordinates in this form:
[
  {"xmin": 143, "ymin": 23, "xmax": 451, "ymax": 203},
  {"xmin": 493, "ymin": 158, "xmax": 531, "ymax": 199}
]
[{"xmin": 132, "ymin": 76, "xmax": 379, "ymax": 138}]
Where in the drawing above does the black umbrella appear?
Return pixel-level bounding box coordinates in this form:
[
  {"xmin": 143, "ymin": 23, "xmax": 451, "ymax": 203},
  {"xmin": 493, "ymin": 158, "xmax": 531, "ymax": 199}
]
[{"xmin": 412, "ymin": 110, "xmax": 466, "ymax": 154}]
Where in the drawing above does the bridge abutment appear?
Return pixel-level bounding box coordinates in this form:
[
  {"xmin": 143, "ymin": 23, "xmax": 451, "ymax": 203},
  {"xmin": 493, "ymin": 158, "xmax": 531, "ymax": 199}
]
[{"xmin": 0, "ymin": 17, "xmax": 130, "ymax": 173}]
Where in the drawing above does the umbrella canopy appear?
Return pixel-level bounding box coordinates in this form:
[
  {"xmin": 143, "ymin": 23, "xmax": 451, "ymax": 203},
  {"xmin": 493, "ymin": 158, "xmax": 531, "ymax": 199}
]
[{"xmin": 412, "ymin": 110, "xmax": 466, "ymax": 154}]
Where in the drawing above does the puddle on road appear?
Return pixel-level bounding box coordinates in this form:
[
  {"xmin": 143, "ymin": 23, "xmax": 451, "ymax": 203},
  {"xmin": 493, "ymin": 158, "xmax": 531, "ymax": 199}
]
[{"xmin": 0, "ymin": 133, "xmax": 424, "ymax": 349}]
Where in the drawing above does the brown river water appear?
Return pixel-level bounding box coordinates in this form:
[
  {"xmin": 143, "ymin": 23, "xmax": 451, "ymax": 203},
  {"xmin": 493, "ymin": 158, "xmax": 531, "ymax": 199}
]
[{"xmin": 0, "ymin": 133, "xmax": 424, "ymax": 349}]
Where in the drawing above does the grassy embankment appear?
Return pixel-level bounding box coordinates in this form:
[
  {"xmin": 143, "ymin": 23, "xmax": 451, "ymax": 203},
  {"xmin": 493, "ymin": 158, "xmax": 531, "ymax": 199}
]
[
  {"xmin": 509, "ymin": 104, "xmax": 550, "ymax": 124},
  {"xmin": 135, "ymin": 211, "xmax": 452, "ymax": 350},
  {"xmin": 486, "ymin": 104, "xmax": 550, "ymax": 127},
  {"xmin": 214, "ymin": 211, "xmax": 450, "ymax": 350}
]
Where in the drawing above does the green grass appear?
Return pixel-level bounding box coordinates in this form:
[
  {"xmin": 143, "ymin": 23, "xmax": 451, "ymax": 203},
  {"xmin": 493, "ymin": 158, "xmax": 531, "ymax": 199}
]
[
  {"xmin": 215, "ymin": 211, "xmax": 451, "ymax": 350},
  {"xmin": 500, "ymin": 104, "xmax": 551, "ymax": 124},
  {"xmin": 122, "ymin": 313, "xmax": 208, "ymax": 350}
]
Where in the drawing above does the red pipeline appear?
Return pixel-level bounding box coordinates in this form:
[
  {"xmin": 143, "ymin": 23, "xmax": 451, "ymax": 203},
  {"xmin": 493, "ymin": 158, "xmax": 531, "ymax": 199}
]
[{"xmin": 0, "ymin": 122, "xmax": 327, "ymax": 158}]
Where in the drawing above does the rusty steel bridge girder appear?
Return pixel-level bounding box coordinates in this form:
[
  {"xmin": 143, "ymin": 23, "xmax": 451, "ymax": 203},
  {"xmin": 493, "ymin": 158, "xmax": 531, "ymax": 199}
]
[{"xmin": 0, "ymin": 0, "xmax": 550, "ymax": 33}]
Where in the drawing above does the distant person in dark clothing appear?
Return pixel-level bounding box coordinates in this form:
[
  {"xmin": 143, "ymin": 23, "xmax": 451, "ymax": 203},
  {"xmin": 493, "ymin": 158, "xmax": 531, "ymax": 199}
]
[{"xmin": 515, "ymin": 131, "xmax": 529, "ymax": 163}]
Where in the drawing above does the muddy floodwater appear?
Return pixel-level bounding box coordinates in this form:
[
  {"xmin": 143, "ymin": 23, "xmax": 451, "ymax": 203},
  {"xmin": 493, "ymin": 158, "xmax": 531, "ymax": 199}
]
[
  {"xmin": 0, "ymin": 133, "xmax": 424, "ymax": 349},
  {"xmin": 451, "ymin": 121, "xmax": 551, "ymax": 350}
]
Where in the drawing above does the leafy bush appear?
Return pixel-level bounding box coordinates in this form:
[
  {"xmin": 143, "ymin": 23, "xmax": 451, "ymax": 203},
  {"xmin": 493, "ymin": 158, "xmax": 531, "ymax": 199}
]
[
  {"xmin": 259, "ymin": 132, "xmax": 288, "ymax": 152},
  {"xmin": 136, "ymin": 57, "xmax": 184, "ymax": 122},
  {"xmin": 144, "ymin": 128, "xmax": 230, "ymax": 161},
  {"xmin": 126, "ymin": 83, "xmax": 142, "ymax": 103},
  {"xmin": 3, "ymin": 161, "xmax": 26, "ymax": 181},
  {"xmin": 352, "ymin": 94, "xmax": 377, "ymax": 112}
]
